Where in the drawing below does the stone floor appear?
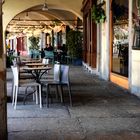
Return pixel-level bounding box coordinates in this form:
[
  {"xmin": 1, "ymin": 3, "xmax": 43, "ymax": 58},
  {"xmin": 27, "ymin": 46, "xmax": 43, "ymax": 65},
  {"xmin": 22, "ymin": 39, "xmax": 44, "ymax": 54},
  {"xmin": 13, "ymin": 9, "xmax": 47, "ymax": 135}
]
[{"xmin": 7, "ymin": 66, "xmax": 140, "ymax": 140}]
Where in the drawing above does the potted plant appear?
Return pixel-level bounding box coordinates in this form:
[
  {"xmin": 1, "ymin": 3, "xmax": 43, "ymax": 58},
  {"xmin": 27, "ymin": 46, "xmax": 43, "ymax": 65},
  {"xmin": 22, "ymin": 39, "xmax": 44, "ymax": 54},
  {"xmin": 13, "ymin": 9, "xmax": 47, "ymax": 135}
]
[
  {"xmin": 91, "ymin": 1, "xmax": 106, "ymax": 24},
  {"xmin": 66, "ymin": 30, "xmax": 83, "ymax": 65},
  {"xmin": 28, "ymin": 36, "xmax": 40, "ymax": 58},
  {"xmin": 6, "ymin": 54, "xmax": 15, "ymax": 68}
]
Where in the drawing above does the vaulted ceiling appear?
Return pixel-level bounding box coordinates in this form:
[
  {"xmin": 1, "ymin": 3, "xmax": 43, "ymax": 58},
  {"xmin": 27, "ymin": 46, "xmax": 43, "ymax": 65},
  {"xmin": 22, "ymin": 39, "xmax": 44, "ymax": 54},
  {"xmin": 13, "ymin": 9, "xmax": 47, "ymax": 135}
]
[{"xmin": 3, "ymin": 0, "xmax": 83, "ymax": 34}]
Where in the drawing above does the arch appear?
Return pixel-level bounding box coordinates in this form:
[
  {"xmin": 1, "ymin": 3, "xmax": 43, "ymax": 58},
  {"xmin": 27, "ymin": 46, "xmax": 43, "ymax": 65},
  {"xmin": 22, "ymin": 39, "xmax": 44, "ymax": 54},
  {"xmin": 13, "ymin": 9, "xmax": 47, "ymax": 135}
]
[{"xmin": 3, "ymin": 0, "xmax": 82, "ymax": 31}]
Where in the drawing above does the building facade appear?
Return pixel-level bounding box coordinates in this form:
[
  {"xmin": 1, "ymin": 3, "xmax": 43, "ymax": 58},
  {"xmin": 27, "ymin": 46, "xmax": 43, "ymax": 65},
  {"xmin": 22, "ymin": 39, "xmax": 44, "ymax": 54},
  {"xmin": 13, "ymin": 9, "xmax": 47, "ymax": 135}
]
[{"xmin": 82, "ymin": 0, "xmax": 140, "ymax": 98}]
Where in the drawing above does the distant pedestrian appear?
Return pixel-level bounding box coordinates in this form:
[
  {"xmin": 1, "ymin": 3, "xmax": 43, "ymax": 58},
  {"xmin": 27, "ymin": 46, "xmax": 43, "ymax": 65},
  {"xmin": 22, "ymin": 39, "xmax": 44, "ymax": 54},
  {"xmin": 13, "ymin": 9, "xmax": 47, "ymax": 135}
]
[{"xmin": 41, "ymin": 48, "xmax": 45, "ymax": 58}]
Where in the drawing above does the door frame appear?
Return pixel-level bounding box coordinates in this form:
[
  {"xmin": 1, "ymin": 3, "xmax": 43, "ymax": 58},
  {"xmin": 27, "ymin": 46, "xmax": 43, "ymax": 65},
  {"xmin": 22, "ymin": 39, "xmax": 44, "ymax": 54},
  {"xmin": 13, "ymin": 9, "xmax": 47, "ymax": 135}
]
[{"xmin": 109, "ymin": 0, "xmax": 129, "ymax": 89}]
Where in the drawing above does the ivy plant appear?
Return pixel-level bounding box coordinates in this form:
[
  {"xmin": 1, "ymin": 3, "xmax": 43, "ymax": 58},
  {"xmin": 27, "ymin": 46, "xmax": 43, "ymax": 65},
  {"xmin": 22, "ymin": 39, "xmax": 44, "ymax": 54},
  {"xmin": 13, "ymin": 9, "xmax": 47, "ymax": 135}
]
[{"xmin": 91, "ymin": 1, "xmax": 106, "ymax": 24}]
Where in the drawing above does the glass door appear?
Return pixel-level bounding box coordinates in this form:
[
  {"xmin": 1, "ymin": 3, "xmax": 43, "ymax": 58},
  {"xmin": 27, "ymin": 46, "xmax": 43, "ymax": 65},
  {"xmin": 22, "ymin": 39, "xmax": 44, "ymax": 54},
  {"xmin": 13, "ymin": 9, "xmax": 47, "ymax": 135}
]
[{"xmin": 111, "ymin": 0, "xmax": 129, "ymax": 77}]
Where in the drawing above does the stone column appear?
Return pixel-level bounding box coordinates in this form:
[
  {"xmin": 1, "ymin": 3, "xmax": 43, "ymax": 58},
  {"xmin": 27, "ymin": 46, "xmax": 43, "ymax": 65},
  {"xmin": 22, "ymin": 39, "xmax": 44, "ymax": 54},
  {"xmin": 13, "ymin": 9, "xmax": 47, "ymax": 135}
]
[
  {"xmin": 0, "ymin": 0, "xmax": 7, "ymax": 139},
  {"xmin": 100, "ymin": 0, "xmax": 110, "ymax": 80},
  {"xmin": 129, "ymin": 0, "xmax": 132, "ymax": 90},
  {"xmin": 40, "ymin": 32, "xmax": 46, "ymax": 49}
]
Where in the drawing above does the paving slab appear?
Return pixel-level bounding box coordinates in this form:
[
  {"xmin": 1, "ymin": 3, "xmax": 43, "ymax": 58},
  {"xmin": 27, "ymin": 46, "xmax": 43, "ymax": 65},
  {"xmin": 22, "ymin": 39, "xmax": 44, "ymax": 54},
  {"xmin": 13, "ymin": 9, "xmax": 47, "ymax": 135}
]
[{"xmin": 7, "ymin": 66, "xmax": 140, "ymax": 140}]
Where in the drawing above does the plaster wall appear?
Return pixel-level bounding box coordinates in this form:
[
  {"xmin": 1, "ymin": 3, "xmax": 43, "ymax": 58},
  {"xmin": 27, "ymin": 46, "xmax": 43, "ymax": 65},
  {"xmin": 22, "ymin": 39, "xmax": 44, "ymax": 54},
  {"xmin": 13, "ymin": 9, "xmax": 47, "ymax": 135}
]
[
  {"xmin": 131, "ymin": 50, "xmax": 140, "ymax": 97},
  {"xmin": 128, "ymin": 0, "xmax": 140, "ymax": 97}
]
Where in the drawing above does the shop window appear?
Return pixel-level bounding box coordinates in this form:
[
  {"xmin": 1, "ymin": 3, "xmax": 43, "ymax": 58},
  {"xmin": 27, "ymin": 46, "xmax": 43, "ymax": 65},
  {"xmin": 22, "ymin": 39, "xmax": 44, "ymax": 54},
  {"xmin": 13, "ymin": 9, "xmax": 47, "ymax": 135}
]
[{"xmin": 112, "ymin": 0, "xmax": 128, "ymax": 77}]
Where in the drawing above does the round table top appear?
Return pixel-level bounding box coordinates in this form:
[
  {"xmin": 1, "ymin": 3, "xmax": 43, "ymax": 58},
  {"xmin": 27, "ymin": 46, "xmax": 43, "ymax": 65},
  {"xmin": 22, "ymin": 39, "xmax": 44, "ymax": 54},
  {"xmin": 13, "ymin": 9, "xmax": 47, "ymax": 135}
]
[
  {"xmin": 23, "ymin": 66, "xmax": 52, "ymax": 71},
  {"xmin": 25, "ymin": 63, "xmax": 48, "ymax": 67},
  {"xmin": 22, "ymin": 59, "xmax": 41, "ymax": 63}
]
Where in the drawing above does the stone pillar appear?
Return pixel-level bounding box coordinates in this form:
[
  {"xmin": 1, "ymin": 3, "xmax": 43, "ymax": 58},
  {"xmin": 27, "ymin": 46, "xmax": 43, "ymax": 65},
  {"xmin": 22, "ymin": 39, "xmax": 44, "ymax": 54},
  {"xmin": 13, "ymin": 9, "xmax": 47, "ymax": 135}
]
[
  {"xmin": 0, "ymin": 0, "xmax": 7, "ymax": 139},
  {"xmin": 129, "ymin": 0, "xmax": 140, "ymax": 96},
  {"xmin": 129, "ymin": 0, "xmax": 132, "ymax": 90},
  {"xmin": 100, "ymin": 0, "xmax": 110, "ymax": 80},
  {"xmin": 40, "ymin": 32, "xmax": 46, "ymax": 49}
]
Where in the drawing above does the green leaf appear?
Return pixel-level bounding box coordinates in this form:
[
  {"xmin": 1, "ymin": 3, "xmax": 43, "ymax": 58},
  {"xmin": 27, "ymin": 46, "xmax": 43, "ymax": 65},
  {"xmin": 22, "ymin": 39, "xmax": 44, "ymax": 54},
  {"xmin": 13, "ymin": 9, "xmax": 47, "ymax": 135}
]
[{"xmin": 91, "ymin": 1, "xmax": 106, "ymax": 24}]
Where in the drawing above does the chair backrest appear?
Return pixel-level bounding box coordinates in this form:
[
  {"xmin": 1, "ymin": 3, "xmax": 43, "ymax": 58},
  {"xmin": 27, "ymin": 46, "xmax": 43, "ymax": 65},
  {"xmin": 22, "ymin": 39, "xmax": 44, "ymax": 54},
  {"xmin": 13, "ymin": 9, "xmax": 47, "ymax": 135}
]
[
  {"xmin": 12, "ymin": 58, "xmax": 17, "ymax": 66},
  {"xmin": 44, "ymin": 50, "xmax": 54, "ymax": 59},
  {"xmin": 53, "ymin": 64, "xmax": 61, "ymax": 82},
  {"xmin": 60, "ymin": 65, "xmax": 69, "ymax": 84},
  {"xmin": 12, "ymin": 57, "xmax": 21, "ymax": 66},
  {"xmin": 16, "ymin": 57, "xmax": 21, "ymax": 65},
  {"xmin": 11, "ymin": 66, "xmax": 19, "ymax": 86},
  {"xmin": 42, "ymin": 58, "xmax": 49, "ymax": 64}
]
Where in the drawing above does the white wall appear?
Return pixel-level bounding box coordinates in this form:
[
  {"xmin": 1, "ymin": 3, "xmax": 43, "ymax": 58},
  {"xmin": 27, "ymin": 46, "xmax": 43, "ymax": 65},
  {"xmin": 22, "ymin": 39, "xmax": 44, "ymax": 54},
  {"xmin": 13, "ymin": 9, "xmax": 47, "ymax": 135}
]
[
  {"xmin": 128, "ymin": 0, "xmax": 140, "ymax": 97},
  {"xmin": 131, "ymin": 50, "xmax": 140, "ymax": 97}
]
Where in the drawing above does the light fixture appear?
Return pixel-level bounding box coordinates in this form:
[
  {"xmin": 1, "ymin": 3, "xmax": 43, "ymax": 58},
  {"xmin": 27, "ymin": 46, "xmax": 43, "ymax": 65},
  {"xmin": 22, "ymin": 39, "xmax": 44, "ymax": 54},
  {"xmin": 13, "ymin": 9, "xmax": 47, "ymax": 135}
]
[
  {"xmin": 24, "ymin": 12, "xmax": 30, "ymax": 21},
  {"xmin": 42, "ymin": 0, "xmax": 48, "ymax": 11},
  {"xmin": 25, "ymin": 12, "xmax": 28, "ymax": 17}
]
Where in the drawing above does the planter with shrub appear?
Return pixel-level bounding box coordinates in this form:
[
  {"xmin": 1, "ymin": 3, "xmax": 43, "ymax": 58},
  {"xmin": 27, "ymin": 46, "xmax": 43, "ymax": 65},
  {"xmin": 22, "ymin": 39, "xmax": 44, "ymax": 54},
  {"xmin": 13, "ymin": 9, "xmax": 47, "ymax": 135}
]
[
  {"xmin": 66, "ymin": 30, "xmax": 83, "ymax": 65},
  {"xmin": 28, "ymin": 36, "xmax": 40, "ymax": 58}
]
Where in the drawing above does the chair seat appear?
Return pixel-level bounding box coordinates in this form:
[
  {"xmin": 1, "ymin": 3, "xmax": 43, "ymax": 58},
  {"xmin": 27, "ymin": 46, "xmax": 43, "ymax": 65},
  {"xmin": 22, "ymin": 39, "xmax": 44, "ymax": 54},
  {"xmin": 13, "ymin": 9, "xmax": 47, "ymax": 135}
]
[{"xmin": 11, "ymin": 66, "xmax": 42, "ymax": 110}]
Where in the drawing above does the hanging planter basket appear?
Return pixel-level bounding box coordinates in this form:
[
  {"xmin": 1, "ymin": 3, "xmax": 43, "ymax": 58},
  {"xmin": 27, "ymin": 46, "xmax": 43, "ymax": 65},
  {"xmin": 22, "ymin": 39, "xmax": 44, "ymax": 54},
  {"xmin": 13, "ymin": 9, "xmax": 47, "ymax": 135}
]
[{"xmin": 91, "ymin": 1, "xmax": 106, "ymax": 24}]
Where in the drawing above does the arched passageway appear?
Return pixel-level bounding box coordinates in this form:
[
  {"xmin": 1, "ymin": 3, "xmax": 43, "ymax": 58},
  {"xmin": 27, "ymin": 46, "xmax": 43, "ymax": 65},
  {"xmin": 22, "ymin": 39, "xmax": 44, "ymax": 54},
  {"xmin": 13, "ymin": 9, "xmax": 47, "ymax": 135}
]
[
  {"xmin": 5, "ymin": 1, "xmax": 83, "ymax": 63},
  {"xmin": 0, "ymin": 0, "xmax": 83, "ymax": 139}
]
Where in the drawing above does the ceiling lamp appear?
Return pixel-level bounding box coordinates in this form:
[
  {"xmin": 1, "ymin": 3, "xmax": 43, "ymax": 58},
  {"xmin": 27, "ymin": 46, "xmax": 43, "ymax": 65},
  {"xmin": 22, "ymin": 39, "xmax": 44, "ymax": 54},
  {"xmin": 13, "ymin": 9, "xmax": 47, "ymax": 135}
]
[
  {"xmin": 25, "ymin": 12, "xmax": 28, "ymax": 17},
  {"xmin": 24, "ymin": 12, "xmax": 30, "ymax": 21},
  {"xmin": 42, "ymin": 0, "xmax": 48, "ymax": 11}
]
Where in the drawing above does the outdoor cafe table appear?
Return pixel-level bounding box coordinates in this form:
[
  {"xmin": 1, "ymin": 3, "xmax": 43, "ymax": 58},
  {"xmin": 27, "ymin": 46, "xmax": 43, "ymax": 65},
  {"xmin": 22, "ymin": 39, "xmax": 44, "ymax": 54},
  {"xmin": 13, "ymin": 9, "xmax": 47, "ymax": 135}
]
[
  {"xmin": 22, "ymin": 66, "xmax": 51, "ymax": 104},
  {"xmin": 22, "ymin": 59, "xmax": 41, "ymax": 64},
  {"xmin": 25, "ymin": 63, "xmax": 49, "ymax": 67},
  {"xmin": 23, "ymin": 66, "xmax": 52, "ymax": 83}
]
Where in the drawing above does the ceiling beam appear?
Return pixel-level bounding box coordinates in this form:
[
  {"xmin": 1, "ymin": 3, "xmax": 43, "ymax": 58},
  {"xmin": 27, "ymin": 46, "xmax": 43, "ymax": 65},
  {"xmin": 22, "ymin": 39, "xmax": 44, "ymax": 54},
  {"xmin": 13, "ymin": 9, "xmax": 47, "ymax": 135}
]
[
  {"xmin": 12, "ymin": 19, "xmax": 79, "ymax": 22},
  {"xmin": 7, "ymin": 24, "xmax": 66, "ymax": 26}
]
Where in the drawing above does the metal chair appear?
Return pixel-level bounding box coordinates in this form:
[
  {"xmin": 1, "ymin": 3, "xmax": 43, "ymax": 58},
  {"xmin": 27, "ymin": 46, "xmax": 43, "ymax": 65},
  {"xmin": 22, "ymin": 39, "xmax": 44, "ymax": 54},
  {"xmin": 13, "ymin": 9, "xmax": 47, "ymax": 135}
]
[
  {"xmin": 41, "ymin": 64, "xmax": 72, "ymax": 107},
  {"xmin": 42, "ymin": 58, "xmax": 50, "ymax": 64},
  {"xmin": 44, "ymin": 50, "xmax": 54, "ymax": 64},
  {"xmin": 11, "ymin": 66, "xmax": 42, "ymax": 109}
]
